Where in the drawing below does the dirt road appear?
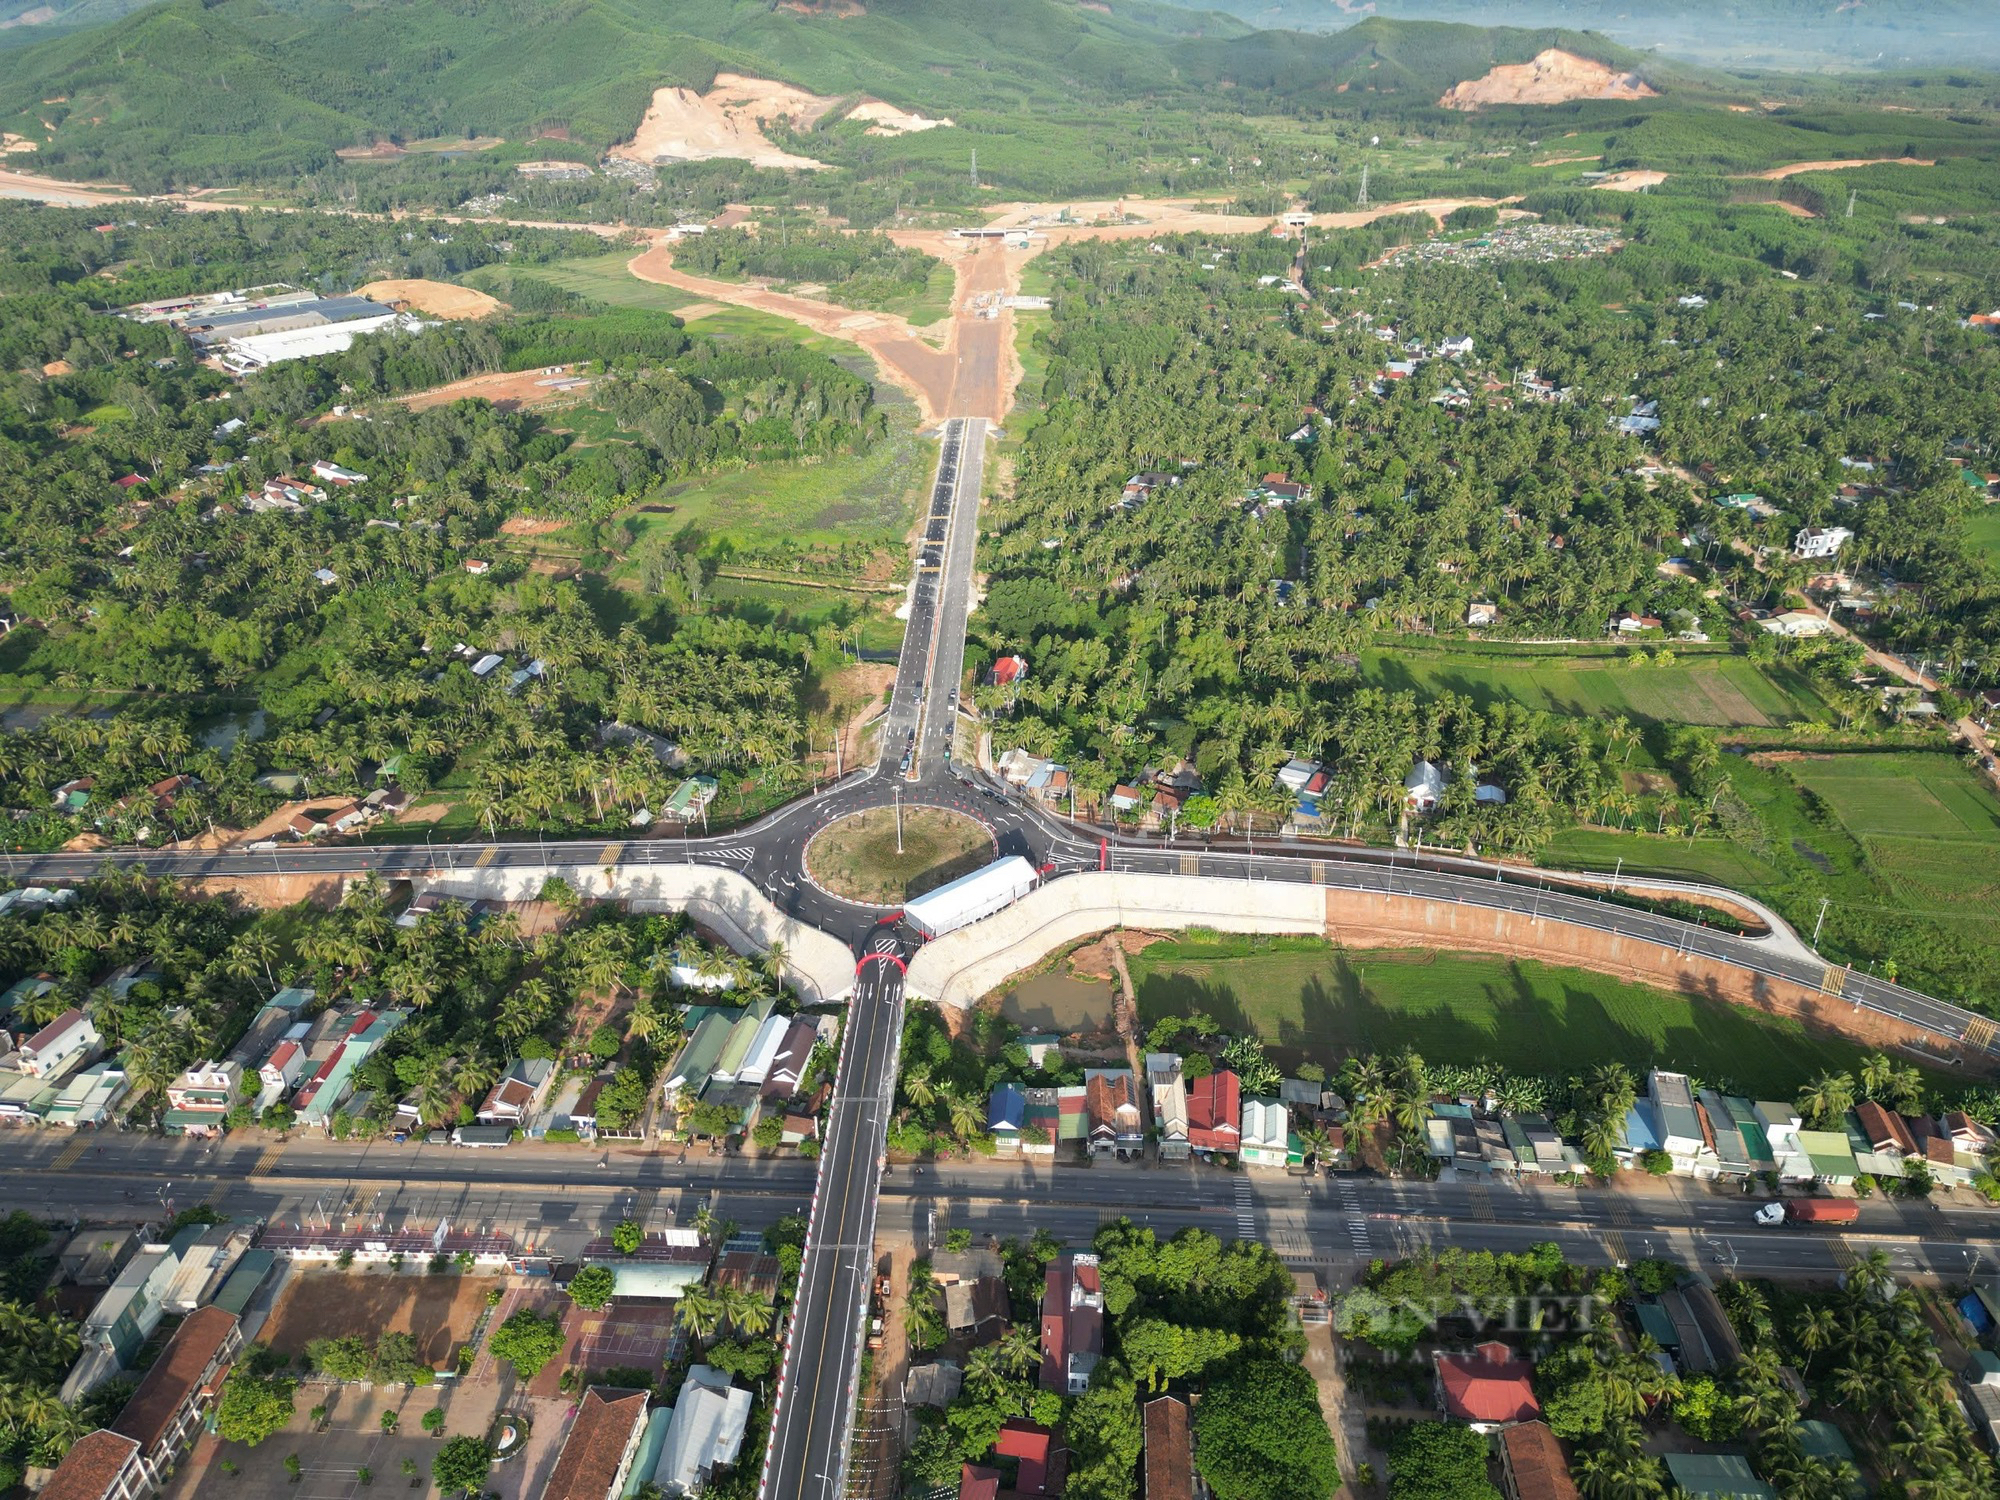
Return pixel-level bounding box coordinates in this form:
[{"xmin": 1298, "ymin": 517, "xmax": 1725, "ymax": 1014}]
[
  {"xmin": 1745, "ymin": 156, "xmax": 1935, "ymax": 180},
  {"xmin": 627, "ymin": 233, "xmax": 1018, "ymax": 424}
]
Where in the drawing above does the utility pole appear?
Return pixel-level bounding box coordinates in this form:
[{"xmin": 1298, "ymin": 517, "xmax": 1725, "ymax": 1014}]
[
  {"xmin": 1812, "ymin": 897, "xmax": 1830, "ymax": 950},
  {"xmin": 894, "ymin": 783, "xmax": 904, "ymax": 855}
]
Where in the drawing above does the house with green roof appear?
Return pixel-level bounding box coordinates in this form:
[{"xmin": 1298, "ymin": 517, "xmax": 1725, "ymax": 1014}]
[
  {"xmin": 1665, "ymin": 1452, "xmax": 1776, "ymax": 1500},
  {"xmin": 665, "ymin": 1012, "xmax": 734, "ymax": 1093},
  {"xmin": 1790, "ymin": 1421, "xmax": 1864, "ymax": 1497},
  {"xmin": 1794, "ymin": 1130, "xmax": 1859, "ymax": 1185}
]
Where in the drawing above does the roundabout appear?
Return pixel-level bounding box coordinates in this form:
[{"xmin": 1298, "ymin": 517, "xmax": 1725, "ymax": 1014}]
[{"xmin": 802, "ymin": 804, "xmax": 996, "ymax": 907}]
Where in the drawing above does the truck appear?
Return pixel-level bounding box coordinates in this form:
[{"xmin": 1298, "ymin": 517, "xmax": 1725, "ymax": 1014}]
[
  {"xmin": 1754, "ymin": 1197, "xmax": 1860, "ymax": 1227},
  {"xmin": 901, "ymin": 855, "xmax": 1040, "ymax": 940},
  {"xmin": 867, "ymin": 1276, "xmax": 891, "ymax": 1350}
]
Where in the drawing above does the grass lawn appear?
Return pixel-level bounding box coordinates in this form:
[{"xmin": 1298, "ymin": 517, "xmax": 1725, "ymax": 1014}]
[
  {"xmin": 1128, "ymin": 937, "xmax": 1920, "ymax": 1098},
  {"xmin": 1359, "ymin": 648, "xmax": 1830, "ymax": 728},
  {"xmin": 1537, "ymin": 828, "xmax": 1786, "ymax": 893},
  {"xmin": 615, "ymin": 412, "xmax": 934, "ymax": 557},
  {"xmin": 1963, "ymin": 504, "xmax": 2000, "ymax": 570},
  {"xmin": 804, "ymin": 806, "xmax": 994, "ymax": 904},
  {"xmin": 708, "ymin": 577, "xmax": 905, "ymax": 654},
  {"xmin": 465, "ymin": 252, "xmax": 698, "ymax": 313}
]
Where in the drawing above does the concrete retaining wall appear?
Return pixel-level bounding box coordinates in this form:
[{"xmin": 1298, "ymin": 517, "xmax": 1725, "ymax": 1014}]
[
  {"xmin": 904, "ymin": 873, "xmax": 1323, "ymax": 1008},
  {"xmin": 414, "ymin": 864, "xmax": 856, "ymax": 1005}
]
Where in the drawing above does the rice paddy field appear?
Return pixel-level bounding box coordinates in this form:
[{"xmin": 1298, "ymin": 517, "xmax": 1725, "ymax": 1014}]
[
  {"xmin": 1359, "ymin": 648, "xmax": 1831, "ymax": 727},
  {"xmin": 1127, "ymin": 937, "xmax": 1925, "ymax": 1098},
  {"xmin": 1784, "ymin": 753, "xmax": 2000, "ymax": 937}
]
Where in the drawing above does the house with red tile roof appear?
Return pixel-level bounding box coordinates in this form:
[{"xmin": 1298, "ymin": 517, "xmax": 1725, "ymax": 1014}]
[
  {"xmin": 994, "ymin": 1419, "xmax": 1064, "ymax": 1496},
  {"xmin": 1040, "ymin": 1253, "xmax": 1105, "ymax": 1394},
  {"xmin": 1086, "ymin": 1069, "xmax": 1144, "ymax": 1160},
  {"xmin": 1143, "ymin": 1395, "xmax": 1195, "ymax": 1500},
  {"xmin": 1186, "ymin": 1070, "xmax": 1241, "ymax": 1156},
  {"xmin": 1498, "ymin": 1420, "xmax": 1579, "ymax": 1500},
  {"xmin": 543, "ymin": 1386, "xmax": 651, "ymax": 1500},
  {"xmin": 42, "ymin": 1306, "xmax": 242, "ymax": 1500},
  {"xmin": 1435, "ymin": 1341, "xmax": 1541, "ymax": 1431},
  {"xmin": 959, "ymin": 1464, "xmax": 1003, "ymax": 1500}
]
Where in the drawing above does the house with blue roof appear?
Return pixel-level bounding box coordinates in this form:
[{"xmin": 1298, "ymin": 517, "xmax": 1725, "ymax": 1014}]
[{"xmin": 989, "ymin": 1083, "xmax": 1026, "ymax": 1152}]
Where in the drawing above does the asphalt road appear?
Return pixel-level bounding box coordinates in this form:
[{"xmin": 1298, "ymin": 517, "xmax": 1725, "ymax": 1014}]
[
  {"xmin": 16, "ymin": 1134, "xmax": 1998, "ymax": 1287},
  {"xmin": 762, "ymin": 926, "xmax": 906, "ymax": 1500}
]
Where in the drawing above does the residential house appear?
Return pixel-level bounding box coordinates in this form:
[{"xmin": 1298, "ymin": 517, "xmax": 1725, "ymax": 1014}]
[
  {"xmin": 255, "ymin": 1032, "xmax": 309, "ymax": 1111},
  {"xmin": 472, "ymin": 1055, "xmax": 556, "ymax": 1127},
  {"xmin": 1040, "ymin": 1254, "xmax": 1105, "ymax": 1395},
  {"xmin": 1855, "ymin": 1101, "xmax": 1917, "ymax": 1160},
  {"xmin": 1277, "ymin": 759, "xmax": 1321, "ymax": 795},
  {"xmin": 1436, "ymin": 1341, "xmax": 1541, "ymax": 1432},
  {"xmin": 1086, "ymin": 1070, "xmax": 1145, "ymax": 1160},
  {"xmin": 652, "ymin": 1365, "xmax": 752, "ymax": 1495},
  {"xmin": 710, "ymin": 1000, "xmax": 779, "ymax": 1085},
  {"xmin": 732, "ymin": 1012, "xmax": 792, "ymax": 1089},
  {"xmin": 67, "ymin": 1245, "xmax": 184, "ymax": 1385},
  {"xmin": 1109, "ymin": 784, "xmax": 1144, "ymax": 814},
  {"xmin": 994, "ymin": 1420, "xmax": 1064, "ymax": 1497},
  {"xmin": 1794, "ymin": 1129, "xmax": 1859, "ymax": 1186},
  {"xmin": 1240, "ymin": 1097, "xmax": 1294, "ymax": 1169},
  {"xmin": 1143, "ymin": 1396, "xmax": 1195, "ymax": 1500},
  {"xmin": 47, "ymin": 1061, "xmax": 130, "ymax": 1129},
  {"xmin": 293, "ymin": 1009, "xmax": 406, "ymax": 1130},
  {"xmin": 310, "ymin": 460, "xmax": 367, "ymax": 486},
  {"xmin": 1148, "ymin": 1054, "xmax": 1189, "ymax": 1162},
  {"xmin": 906, "ymin": 1362, "xmax": 964, "ymax": 1410},
  {"xmin": 1121, "ymin": 472, "xmax": 1178, "ymax": 506},
  {"xmin": 989, "ymin": 1082, "xmax": 1027, "ymax": 1153},
  {"xmin": 1645, "ymin": 1071, "xmax": 1717, "ymax": 1178},
  {"xmin": 1467, "ymin": 602, "xmax": 1499, "ymax": 627},
  {"xmin": 20, "ymin": 1009, "xmax": 100, "ymax": 1082},
  {"xmin": 1662, "ymin": 1453, "xmax": 1776, "ymax": 1500},
  {"xmin": 986, "ymin": 654, "xmax": 1029, "ymax": 687},
  {"xmin": 543, "ymin": 1386, "xmax": 650, "ymax": 1500},
  {"xmin": 1404, "ymin": 760, "xmax": 1446, "ymax": 812},
  {"xmin": 463, "ymin": 559, "xmax": 490, "ymax": 575},
  {"xmin": 43, "ymin": 1306, "xmax": 242, "ymax": 1500},
  {"xmin": 1759, "ymin": 610, "xmax": 1833, "ymax": 639},
  {"xmin": 759, "ymin": 1019, "xmax": 818, "ymax": 1100},
  {"xmin": 1498, "ymin": 1420, "xmax": 1579, "ymax": 1500},
  {"xmin": 223, "ymin": 987, "xmax": 313, "ymax": 1070},
  {"xmin": 163, "ymin": 1060, "xmax": 241, "ymax": 1138},
  {"xmin": 1187, "ymin": 1070, "xmax": 1241, "ymax": 1157},
  {"xmin": 1794, "ymin": 526, "xmax": 1853, "ymax": 560},
  {"xmin": 1610, "ymin": 611, "xmax": 1663, "ymax": 634},
  {"xmin": 959, "ymin": 1465, "xmax": 1003, "ymax": 1500}
]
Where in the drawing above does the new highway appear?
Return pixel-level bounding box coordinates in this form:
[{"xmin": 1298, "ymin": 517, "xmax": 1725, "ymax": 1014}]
[{"xmin": 11, "ymin": 401, "xmax": 1998, "ymax": 1500}]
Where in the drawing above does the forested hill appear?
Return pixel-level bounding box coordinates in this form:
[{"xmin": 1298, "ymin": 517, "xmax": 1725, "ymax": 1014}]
[
  {"xmin": 1161, "ymin": 0, "xmax": 2000, "ymax": 68},
  {"xmin": 0, "ymin": 0, "xmax": 1657, "ymax": 190}
]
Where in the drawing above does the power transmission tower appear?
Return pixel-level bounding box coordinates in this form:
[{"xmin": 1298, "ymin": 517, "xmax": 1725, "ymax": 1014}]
[
  {"xmin": 1846, "ymin": 189, "xmax": 1857, "ymax": 219},
  {"xmin": 1357, "ymin": 164, "xmax": 1369, "ymax": 208},
  {"xmin": 969, "ymin": 148, "xmax": 977, "ymax": 189}
]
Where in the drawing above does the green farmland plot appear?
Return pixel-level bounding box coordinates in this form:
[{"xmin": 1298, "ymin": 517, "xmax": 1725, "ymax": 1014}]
[
  {"xmin": 1126, "ymin": 938, "xmax": 1920, "ymax": 1099},
  {"xmin": 1358, "ymin": 649, "xmax": 1830, "ymax": 728},
  {"xmin": 1784, "ymin": 754, "xmax": 2000, "ymax": 936}
]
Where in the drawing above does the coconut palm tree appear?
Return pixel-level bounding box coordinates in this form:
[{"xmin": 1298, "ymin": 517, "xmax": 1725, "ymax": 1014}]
[
  {"xmin": 997, "ymin": 1324, "xmax": 1040, "ymax": 1379},
  {"xmin": 1797, "ymin": 1070, "xmax": 1856, "ymax": 1129},
  {"xmin": 676, "ymin": 1284, "xmax": 720, "ymax": 1340}
]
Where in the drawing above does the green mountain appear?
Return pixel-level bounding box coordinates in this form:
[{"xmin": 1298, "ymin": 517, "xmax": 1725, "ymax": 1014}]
[
  {"xmin": 0, "ymin": 0, "xmax": 1672, "ymax": 190},
  {"xmin": 1160, "ymin": 0, "xmax": 2000, "ymax": 68},
  {"xmin": 0, "ymin": 0, "xmax": 1244, "ymax": 186}
]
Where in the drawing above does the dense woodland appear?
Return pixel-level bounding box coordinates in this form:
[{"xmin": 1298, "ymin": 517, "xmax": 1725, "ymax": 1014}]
[{"xmin": 0, "ymin": 203, "xmax": 886, "ymax": 843}]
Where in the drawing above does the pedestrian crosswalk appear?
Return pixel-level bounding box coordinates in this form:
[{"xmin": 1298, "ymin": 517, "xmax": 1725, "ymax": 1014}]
[
  {"xmin": 1462, "ymin": 1182, "xmax": 1496, "ymax": 1223},
  {"xmin": 1602, "ymin": 1230, "xmax": 1630, "ymax": 1267},
  {"xmin": 48, "ymin": 1135, "xmax": 89, "ymax": 1172},
  {"xmin": 1828, "ymin": 1235, "xmax": 1858, "ymax": 1273},
  {"xmin": 1333, "ymin": 1177, "xmax": 1372, "ymax": 1258},
  {"xmin": 1233, "ymin": 1177, "xmax": 1256, "ymax": 1239},
  {"xmin": 248, "ymin": 1143, "xmax": 288, "ymax": 1178}
]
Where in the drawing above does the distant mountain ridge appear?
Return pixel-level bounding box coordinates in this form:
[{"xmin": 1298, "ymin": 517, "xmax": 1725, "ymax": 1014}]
[
  {"xmin": 1158, "ymin": 0, "xmax": 2000, "ymax": 68},
  {"xmin": 0, "ymin": 1, "xmax": 1663, "ymax": 189}
]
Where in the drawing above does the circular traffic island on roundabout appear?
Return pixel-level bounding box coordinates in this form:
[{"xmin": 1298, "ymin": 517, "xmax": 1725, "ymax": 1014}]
[{"xmin": 805, "ymin": 805, "xmax": 995, "ymax": 907}]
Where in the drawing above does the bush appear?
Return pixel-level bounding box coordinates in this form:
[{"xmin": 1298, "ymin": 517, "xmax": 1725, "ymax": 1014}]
[
  {"xmin": 432, "ymin": 1437, "xmax": 495, "ymax": 1496},
  {"xmin": 567, "ymin": 1264, "xmax": 617, "ymax": 1310},
  {"xmin": 752, "ymin": 1116, "xmax": 783, "ymax": 1150},
  {"xmin": 544, "ymin": 1127, "xmax": 581, "ymax": 1143},
  {"xmin": 489, "ymin": 1308, "xmax": 564, "ymax": 1380}
]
